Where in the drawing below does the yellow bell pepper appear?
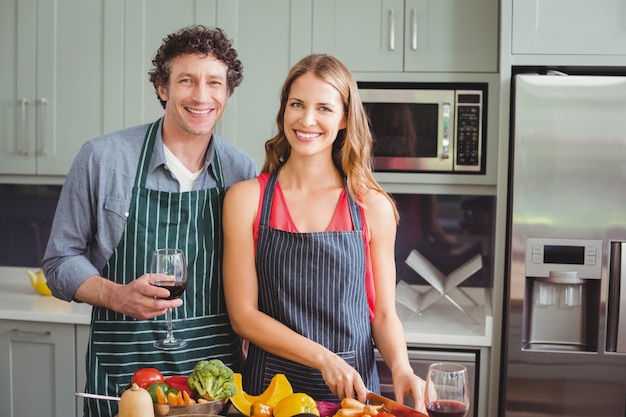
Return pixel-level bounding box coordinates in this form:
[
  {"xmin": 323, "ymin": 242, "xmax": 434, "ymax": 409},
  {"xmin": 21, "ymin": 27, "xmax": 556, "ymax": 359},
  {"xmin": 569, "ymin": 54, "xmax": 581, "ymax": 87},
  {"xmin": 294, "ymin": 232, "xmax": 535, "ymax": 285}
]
[{"xmin": 273, "ymin": 393, "xmax": 320, "ymax": 417}]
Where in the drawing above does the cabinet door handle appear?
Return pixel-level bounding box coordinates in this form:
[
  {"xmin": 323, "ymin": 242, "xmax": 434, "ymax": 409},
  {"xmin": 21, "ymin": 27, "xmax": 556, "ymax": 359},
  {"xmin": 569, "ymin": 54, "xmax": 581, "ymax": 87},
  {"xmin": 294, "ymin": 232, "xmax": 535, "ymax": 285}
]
[
  {"xmin": 11, "ymin": 328, "xmax": 52, "ymax": 337},
  {"xmin": 411, "ymin": 8, "xmax": 418, "ymax": 50},
  {"xmin": 389, "ymin": 9, "xmax": 396, "ymax": 51},
  {"xmin": 37, "ymin": 97, "xmax": 48, "ymax": 156},
  {"xmin": 19, "ymin": 98, "xmax": 29, "ymax": 155}
]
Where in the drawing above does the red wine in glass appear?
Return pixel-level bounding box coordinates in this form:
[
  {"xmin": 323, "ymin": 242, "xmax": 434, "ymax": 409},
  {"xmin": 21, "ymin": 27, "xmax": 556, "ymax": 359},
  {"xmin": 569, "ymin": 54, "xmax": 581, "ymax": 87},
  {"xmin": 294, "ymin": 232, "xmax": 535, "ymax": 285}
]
[
  {"xmin": 152, "ymin": 280, "xmax": 187, "ymax": 299},
  {"xmin": 425, "ymin": 363, "xmax": 469, "ymax": 417},
  {"xmin": 150, "ymin": 248, "xmax": 188, "ymax": 350},
  {"xmin": 426, "ymin": 400, "xmax": 468, "ymax": 417}
]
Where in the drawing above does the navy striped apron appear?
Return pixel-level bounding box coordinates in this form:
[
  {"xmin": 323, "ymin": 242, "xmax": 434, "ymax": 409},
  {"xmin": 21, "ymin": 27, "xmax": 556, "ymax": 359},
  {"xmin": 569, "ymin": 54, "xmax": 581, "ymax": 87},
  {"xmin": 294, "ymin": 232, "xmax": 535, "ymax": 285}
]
[
  {"xmin": 84, "ymin": 119, "xmax": 241, "ymax": 417},
  {"xmin": 244, "ymin": 171, "xmax": 379, "ymax": 401}
]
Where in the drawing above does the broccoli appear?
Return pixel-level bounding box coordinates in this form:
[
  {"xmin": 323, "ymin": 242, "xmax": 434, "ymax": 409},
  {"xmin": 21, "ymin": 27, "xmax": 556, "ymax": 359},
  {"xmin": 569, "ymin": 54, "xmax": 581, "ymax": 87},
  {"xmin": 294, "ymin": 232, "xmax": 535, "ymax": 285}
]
[{"xmin": 187, "ymin": 359, "xmax": 238, "ymax": 401}]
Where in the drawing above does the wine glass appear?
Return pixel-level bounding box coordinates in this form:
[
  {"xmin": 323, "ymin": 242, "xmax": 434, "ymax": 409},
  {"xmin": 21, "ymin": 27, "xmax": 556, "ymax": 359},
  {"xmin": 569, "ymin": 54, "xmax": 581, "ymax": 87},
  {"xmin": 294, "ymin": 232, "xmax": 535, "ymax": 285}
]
[
  {"xmin": 150, "ymin": 248, "xmax": 188, "ymax": 350},
  {"xmin": 425, "ymin": 362, "xmax": 470, "ymax": 417}
]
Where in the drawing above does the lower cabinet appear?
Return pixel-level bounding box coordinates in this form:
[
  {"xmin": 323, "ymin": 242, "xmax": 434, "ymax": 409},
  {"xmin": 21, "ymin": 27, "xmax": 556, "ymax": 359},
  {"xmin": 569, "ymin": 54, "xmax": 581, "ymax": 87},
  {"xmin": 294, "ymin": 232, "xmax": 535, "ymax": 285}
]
[
  {"xmin": 0, "ymin": 320, "xmax": 89, "ymax": 417},
  {"xmin": 76, "ymin": 324, "xmax": 90, "ymax": 417},
  {"xmin": 375, "ymin": 347, "xmax": 479, "ymax": 417}
]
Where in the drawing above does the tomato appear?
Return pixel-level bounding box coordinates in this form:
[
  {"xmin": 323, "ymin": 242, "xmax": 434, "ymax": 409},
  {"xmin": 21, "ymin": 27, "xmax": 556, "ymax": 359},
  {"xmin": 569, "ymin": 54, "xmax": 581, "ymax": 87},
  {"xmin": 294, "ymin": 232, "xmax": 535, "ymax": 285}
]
[{"xmin": 131, "ymin": 367, "xmax": 164, "ymax": 389}]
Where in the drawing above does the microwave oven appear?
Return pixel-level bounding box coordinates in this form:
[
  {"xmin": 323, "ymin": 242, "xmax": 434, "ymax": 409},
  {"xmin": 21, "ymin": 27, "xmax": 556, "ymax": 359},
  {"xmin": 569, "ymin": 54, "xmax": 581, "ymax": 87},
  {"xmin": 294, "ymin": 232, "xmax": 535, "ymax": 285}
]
[{"xmin": 358, "ymin": 82, "xmax": 487, "ymax": 174}]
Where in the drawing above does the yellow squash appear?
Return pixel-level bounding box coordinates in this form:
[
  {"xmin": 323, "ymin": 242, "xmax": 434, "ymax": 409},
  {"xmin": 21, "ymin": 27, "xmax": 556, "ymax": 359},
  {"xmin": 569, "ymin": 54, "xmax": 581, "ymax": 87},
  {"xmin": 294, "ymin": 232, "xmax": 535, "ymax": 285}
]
[{"xmin": 231, "ymin": 373, "xmax": 294, "ymax": 416}]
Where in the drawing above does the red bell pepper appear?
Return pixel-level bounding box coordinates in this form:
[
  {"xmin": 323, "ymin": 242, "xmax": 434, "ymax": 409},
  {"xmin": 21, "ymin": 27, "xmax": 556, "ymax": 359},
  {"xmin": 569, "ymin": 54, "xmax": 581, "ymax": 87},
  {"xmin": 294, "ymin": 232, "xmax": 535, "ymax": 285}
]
[{"xmin": 164, "ymin": 375, "xmax": 194, "ymax": 397}]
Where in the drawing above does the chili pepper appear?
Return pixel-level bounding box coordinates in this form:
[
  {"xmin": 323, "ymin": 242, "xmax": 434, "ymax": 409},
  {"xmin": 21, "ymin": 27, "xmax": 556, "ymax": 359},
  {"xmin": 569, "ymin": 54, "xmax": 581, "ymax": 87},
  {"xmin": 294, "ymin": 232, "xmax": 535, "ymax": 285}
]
[{"xmin": 273, "ymin": 393, "xmax": 320, "ymax": 417}]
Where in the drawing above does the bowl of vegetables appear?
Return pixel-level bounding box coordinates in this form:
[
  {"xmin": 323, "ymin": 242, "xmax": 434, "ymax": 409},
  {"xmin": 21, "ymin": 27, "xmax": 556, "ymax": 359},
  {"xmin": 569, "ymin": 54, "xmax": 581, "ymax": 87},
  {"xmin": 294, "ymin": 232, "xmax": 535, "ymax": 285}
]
[{"xmin": 131, "ymin": 359, "xmax": 237, "ymax": 417}]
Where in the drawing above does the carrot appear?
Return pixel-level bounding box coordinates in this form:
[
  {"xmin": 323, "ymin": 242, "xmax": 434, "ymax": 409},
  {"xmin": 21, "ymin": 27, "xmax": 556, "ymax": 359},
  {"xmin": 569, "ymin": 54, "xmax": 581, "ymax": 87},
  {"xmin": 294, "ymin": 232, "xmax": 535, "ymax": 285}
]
[
  {"xmin": 337, "ymin": 408, "xmax": 365, "ymax": 417},
  {"xmin": 176, "ymin": 391, "xmax": 185, "ymax": 405},
  {"xmin": 182, "ymin": 390, "xmax": 195, "ymax": 405},
  {"xmin": 167, "ymin": 392, "xmax": 178, "ymax": 405},
  {"xmin": 341, "ymin": 398, "xmax": 366, "ymax": 409},
  {"xmin": 156, "ymin": 386, "xmax": 167, "ymax": 405},
  {"xmin": 363, "ymin": 405, "xmax": 379, "ymax": 416}
]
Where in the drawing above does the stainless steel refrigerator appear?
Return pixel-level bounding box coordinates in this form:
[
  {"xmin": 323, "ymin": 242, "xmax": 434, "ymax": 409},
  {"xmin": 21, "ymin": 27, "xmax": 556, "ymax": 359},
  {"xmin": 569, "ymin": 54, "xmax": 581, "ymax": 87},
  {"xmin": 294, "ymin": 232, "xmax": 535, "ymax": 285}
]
[{"xmin": 502, "ymin": 71, "xmax": 626, "ymax": 416}]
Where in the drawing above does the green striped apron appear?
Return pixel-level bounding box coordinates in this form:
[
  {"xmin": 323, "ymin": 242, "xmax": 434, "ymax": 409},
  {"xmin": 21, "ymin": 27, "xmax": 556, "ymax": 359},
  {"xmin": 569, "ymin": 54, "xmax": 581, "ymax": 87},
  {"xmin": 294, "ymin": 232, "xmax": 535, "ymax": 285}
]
[{"xmin": 84, "ymin": 119, "xmax": 241, "ymax": 417}]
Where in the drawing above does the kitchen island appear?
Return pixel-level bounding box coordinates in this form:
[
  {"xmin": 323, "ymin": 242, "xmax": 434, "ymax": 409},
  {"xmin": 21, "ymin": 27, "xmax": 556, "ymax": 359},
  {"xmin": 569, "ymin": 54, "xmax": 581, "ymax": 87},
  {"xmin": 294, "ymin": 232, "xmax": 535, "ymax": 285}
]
[{"xmin": 0, "ymin": 266, "xmax": 492, "ymax": 417}]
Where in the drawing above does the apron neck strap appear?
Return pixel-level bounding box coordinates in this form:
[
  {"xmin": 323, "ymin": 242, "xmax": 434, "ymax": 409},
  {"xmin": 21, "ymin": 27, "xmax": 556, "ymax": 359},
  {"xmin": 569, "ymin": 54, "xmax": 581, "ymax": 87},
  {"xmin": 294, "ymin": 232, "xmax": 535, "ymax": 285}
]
[
  {"xmin": 261, "ymin": 169, "xmax": 362, "ymax": 231},
  {"xmin": 135, "ymin": 119, "xmax": 161, "ymax": 189},
  {"xmin": 134, "ymin": 118, "xmax": 225, "ymax": 190}
]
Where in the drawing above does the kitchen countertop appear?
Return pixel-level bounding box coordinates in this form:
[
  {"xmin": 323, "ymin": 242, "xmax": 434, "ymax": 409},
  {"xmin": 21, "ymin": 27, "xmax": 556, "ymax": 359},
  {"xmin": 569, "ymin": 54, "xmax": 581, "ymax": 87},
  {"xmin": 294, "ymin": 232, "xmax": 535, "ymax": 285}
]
[
  {"xmin": 0, "ymin": 266, "xmax": 492, "ymax": 347},
  {"xmin": 0, "ymin": 266, "xmax": 92, "ymax": 325}
]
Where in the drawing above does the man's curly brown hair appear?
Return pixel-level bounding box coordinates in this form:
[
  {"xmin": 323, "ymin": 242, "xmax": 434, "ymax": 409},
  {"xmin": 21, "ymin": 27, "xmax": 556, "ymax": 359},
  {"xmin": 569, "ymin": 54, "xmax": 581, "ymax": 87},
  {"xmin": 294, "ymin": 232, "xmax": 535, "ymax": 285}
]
[{"xmin": 148, "ymin": 25, "xmax": 243, "ymax": 109}]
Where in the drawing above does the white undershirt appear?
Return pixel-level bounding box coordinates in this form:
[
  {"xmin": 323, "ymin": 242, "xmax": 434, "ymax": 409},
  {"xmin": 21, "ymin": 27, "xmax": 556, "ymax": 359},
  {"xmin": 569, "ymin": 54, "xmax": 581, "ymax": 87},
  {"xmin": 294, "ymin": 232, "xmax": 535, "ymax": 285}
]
[{"xmin": 163, "ymin": 145, "xmax": 202, "ymax": 192}]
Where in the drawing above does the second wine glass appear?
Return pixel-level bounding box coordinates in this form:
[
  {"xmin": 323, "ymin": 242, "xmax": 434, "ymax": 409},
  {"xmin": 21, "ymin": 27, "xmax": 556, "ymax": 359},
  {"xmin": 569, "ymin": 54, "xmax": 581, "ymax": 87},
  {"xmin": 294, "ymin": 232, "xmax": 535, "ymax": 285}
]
[
  {"xmin": 150, "ymin": 248, "xmax": 188, "ymax": 350},
  {"xmin": 425, "ymin": 362, "xmax": 470, "ymax": 417}
]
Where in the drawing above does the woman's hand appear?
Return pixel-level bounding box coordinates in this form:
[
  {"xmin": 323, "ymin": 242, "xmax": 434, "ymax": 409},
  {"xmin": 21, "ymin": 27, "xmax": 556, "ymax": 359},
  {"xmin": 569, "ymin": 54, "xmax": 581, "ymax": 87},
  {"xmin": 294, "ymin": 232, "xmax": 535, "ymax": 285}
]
[
  {"xmin": 392, "ymin": 369, "xmax": 427, "ymax": 413},
  {"xmin": 319, "ymin": 354, "xmax": 368, "ymax": 402}
]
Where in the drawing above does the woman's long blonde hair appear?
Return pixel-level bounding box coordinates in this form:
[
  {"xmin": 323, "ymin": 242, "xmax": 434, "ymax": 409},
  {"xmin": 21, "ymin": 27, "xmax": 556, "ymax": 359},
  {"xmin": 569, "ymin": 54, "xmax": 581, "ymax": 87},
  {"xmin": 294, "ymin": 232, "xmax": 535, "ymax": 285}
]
[{"xmin": 261, "ymin": 54, "xmax": 399, "ymax": 223}]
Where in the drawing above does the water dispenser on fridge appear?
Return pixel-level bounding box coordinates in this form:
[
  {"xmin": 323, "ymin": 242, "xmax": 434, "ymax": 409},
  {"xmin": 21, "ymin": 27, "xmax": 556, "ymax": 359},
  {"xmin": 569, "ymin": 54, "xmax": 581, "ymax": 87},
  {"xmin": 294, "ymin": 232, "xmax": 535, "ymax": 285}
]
[{"xmin": 522, "ymin": 238, "xmax": 601, "ymax": 352}]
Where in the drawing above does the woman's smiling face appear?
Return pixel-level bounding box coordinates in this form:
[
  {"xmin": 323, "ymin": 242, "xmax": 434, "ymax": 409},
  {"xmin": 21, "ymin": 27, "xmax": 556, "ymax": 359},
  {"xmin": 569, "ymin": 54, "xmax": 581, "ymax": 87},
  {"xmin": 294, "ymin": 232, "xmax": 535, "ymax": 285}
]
[{"xmin": 283, "ymin": 71, "xmax": 347, "ymax": 158}]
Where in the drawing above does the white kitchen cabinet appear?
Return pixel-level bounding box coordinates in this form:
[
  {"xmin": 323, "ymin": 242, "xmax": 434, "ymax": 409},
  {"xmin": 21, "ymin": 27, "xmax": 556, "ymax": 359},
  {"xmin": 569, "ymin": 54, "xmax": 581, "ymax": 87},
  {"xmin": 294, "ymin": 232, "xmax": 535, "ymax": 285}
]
[
  {"xmin": 0, "ymin": 320, "xmax": 77, "ymax": 417},
  {"xmin": 111, "ymin": 0, "xmax": 304, "ymax": 167},
  {"xmin": 220, "ymin": 0, "xmax": 308, "ymax": 166},
  {"xmin": 75, "ymin": 324, "xmax": 90, "ymax": 417},
  {"xmin": 0, "ymin": 0, "xmax": 107, "ymax": 176},
  {"xmin": 311, "ymin": 0, "xmax": 498, "ymax": 73},
  {"xmin": 512, "ymin": 0, "xmax": 626, "ymax": 55},
  {"xmin": 105, "ymin": 0, "xmax": 219, "ymax": 132}
]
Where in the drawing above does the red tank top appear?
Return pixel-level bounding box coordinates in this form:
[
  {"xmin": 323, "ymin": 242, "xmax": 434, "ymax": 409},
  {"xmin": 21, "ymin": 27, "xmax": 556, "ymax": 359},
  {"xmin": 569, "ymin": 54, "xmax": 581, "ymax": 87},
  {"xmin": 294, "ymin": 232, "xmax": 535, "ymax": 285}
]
[{"xmin": 253, "ymin": 173, "xmax": 376, "ymax": 320}]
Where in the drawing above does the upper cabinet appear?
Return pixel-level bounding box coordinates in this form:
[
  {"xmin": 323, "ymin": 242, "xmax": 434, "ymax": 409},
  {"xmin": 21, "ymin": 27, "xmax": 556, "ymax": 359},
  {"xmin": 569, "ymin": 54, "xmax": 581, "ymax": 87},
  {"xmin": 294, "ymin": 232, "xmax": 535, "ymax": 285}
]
[
  {"xmin": 104, "ymin": 1, "xmax": 219, "ymax": 132},
  {"xmin": 0, "ymin": 0, "xmax": 106, "ymax": 176},
  {"xmin": 110, "ymin": 0, "xmax": 304, "ymax": 167},
  {"xmin": 512, "ymin": 0, "xmax": 626, "ymax": 55},
  {"xmin": 311, "ymin": 0, "xmax": 498, "ymax": 73}
]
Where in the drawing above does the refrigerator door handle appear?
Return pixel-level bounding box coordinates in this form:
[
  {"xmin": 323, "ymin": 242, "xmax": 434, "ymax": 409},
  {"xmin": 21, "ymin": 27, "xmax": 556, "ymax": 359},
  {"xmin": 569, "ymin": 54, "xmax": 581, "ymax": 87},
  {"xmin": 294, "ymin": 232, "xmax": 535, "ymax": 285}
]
[{"xmin": 607, "ymin": 241, "xmax": 626, "ymax": 352}]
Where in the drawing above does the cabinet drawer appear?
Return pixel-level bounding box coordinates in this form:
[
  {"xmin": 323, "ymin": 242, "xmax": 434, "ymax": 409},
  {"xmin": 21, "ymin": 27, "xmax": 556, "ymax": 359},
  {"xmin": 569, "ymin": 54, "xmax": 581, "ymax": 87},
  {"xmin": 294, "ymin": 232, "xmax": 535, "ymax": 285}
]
[{"xmin": 0, "ymin": 321, "xmax": 77, "ymax": 417}]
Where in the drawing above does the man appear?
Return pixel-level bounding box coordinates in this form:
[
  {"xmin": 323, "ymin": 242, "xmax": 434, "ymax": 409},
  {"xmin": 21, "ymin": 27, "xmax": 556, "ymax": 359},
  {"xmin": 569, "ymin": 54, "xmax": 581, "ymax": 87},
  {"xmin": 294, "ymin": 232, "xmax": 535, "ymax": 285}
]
[{"xmin": 42, "ymin": 25, "xmax": 257, "ymax": 417}]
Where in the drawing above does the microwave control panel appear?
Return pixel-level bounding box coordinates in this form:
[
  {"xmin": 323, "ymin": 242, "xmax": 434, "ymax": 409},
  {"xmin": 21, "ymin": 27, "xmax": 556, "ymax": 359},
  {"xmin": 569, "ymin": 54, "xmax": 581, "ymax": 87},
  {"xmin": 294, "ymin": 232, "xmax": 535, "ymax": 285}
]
[{"xmin": 454, "ymin": 91, "xmax": 483, "ymax": 171}]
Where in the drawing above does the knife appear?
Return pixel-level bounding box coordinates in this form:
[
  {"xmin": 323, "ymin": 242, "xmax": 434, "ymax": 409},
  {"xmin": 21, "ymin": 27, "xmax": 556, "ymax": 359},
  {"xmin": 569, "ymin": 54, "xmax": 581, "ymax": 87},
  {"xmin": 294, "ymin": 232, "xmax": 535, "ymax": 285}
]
[
  {"xmin": 366, "ymin": 392, "xmax": 428, "ymax": 417},
  {"xmin": 75, "ymin": 392, "xmax": 121, "ymax": 402}
]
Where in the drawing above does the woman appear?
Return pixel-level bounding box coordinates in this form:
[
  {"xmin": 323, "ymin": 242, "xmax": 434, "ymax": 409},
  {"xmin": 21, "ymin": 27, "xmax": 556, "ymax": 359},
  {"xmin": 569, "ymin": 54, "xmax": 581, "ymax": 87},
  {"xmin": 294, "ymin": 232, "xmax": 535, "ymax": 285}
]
[{"xmin": 222, "ymin": 54, "xmax": 425, "ymax": 408}]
